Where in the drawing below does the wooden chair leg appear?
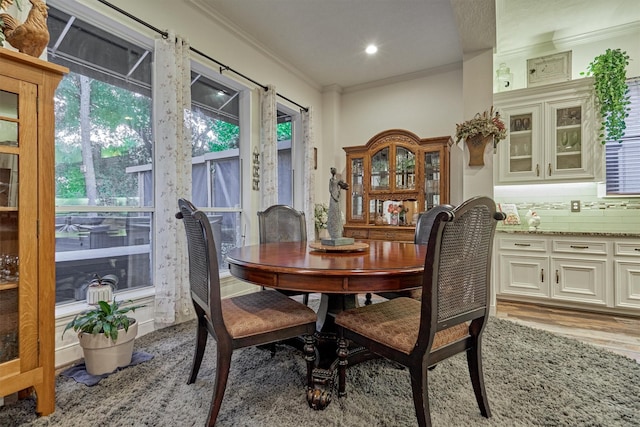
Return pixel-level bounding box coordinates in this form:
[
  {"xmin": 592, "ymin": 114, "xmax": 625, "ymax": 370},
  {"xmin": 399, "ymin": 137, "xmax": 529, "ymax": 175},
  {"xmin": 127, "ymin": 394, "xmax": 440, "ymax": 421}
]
[
  {"xmin": 302, "ymin": 293, "xmax": 309, "ymax": 306},
  {"xmin": 207, "ymin": 347, "xmax": 232, "ymax": 427},
  {"xmin": 188, "ymin": 309, "xmax": 209, "ymax": 384},
  {"xmin": 466, "ymin": 342, "xmax": 491, "ymax": 418},
  {"xmin": 337, "ymin": 337, "xmax": 348, "ymax": 397},
  {"xmin": 409, "ymin": 364, "xmax": 431, "ymax": 427}
]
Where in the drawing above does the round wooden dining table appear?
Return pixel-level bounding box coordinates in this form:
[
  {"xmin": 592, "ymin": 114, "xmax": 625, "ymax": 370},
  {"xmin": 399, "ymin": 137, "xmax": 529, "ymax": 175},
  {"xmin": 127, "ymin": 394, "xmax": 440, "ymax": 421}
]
[
  {"xmin": 226, "ymin": 239, "xmax": 427, "ymax": 409},
  {"xmin": 226, "ymin": 240, "xmax": 427, "ymax": 294}
]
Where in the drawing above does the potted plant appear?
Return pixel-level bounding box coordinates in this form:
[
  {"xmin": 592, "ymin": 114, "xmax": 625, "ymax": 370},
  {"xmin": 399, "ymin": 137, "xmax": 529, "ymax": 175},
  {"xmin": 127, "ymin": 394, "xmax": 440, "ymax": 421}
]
[
  {"xmin": 455, "ymin": 106, "xmax": 507, "ymax": 166},
  {"xmin": 62, "ymin": 299, "xmax": 145, "ymax": 375},
  {"xmin": 581, "ymin": 48, "xmax": 631, "ymax": 144}
]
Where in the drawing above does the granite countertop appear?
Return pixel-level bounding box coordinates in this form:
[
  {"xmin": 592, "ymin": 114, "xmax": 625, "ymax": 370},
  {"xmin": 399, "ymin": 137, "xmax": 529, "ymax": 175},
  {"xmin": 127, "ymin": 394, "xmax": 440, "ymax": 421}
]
[{"xmin": 497, "ymin": 229, "xmax": 640, "ymax": 238}]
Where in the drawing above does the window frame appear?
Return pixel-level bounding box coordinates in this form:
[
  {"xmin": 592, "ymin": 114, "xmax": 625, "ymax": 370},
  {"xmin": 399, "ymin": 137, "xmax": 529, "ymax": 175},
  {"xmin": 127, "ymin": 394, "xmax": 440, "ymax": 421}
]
[{"xmin": 604, "ymin": 77, "xmax": 640, "ymax": 196}]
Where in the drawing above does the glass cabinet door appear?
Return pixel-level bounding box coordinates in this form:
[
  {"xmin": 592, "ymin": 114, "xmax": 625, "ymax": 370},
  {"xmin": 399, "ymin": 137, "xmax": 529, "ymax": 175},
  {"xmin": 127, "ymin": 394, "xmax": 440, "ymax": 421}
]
[
  {"xmin": 370, "ymin": 147, "xmax": 390, "ymax": 190},
  {"xmin": 547, "ymin": 98, "xmax": 591, "ymax": 179},
  {"xmin": 496, "ymin": 104, "xmax": 543, "ymax": 183},
  {"xmin": 0, "ymin": 77, "xmax": 37, "ymax": 369},
  {"xmin": 508, "ymin": 113, "xmax": 534, "ymax": 173},
  {"xmin": 0, "ymin": 87, "xmax": 20, "ymax": 365},
  {"xmin": 395, "ymin": 146, "xmax": 416, "ymax": 190},
  {"xmin": 350, "ymin": 157, "xmax": 364, "ymax": 220},
  {"xmin": 555, "ymin": 106, "xmax": 582, "ymax": 170},
  {"xmin": 424, "ymin": 151, "xmax": 440, "ymax": 210}
]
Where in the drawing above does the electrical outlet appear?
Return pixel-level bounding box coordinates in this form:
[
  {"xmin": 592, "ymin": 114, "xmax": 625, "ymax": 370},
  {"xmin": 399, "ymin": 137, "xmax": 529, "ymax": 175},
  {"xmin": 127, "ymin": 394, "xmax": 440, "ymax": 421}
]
[{"xmin": 571, "ymin": 200, "xmax": 581, "ymax": 212}]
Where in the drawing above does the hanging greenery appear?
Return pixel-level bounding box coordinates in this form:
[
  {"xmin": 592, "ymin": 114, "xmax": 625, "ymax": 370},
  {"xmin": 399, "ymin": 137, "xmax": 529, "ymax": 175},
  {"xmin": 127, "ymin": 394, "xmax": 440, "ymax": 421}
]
[{"xmin": 581, "ymin": 48, "xmax": 631, "ymax": 144}]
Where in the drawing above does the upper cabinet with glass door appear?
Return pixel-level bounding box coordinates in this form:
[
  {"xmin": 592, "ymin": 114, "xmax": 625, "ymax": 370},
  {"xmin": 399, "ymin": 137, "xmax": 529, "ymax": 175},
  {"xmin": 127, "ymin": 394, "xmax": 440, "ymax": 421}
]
[
  {"xmin": 343, "ymin": 130, "xmax": 452, "ymax": 241},
  {"xmin": 495, "ymin": 78, "xmax": 599, "ymax": 184}
]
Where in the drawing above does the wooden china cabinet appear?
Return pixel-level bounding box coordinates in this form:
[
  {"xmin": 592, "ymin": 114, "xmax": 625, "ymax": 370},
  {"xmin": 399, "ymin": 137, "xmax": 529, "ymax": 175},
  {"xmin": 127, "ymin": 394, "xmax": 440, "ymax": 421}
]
[
  {"xmin": 0, "ymin": 49, "xmax": 67, "ymax": 415},
  {"xmin": 342, "ymin": 129, "xmax": 452, "ymax": 241}
]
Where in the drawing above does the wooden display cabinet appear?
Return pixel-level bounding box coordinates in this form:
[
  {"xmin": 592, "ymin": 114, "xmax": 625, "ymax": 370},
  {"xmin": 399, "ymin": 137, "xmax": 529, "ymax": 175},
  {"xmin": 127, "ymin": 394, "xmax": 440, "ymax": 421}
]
[
  {"xmin": 342, "ymin": 129, "xmax": 452, "ymax": 241},
  {"xmin": 0, "ymin": 49, "xmax": 67, "ymax": 416}
]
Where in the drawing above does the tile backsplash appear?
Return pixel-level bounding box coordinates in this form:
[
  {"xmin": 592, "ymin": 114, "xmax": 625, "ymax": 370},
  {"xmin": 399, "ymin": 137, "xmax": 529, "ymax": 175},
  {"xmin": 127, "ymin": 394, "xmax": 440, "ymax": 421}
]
[{"xmin": 494, "ymin": 182, "xmax": 640, "ymax": 233}]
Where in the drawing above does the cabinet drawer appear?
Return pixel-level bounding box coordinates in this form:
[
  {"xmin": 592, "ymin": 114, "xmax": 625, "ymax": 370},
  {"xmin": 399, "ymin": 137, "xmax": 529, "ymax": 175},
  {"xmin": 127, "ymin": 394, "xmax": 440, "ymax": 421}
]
[
  {"xmin": 344, "ymin": 228, "xmax": 369, "ymax": 239},
  {"xmin": 615, "ymin": 241, "xmax": 640, "ymax": 257},
  {"xmin": 552, "ymin": 240, "xmax": 607, "ymax": 255},
  {"xmin": 369, "ymin": 229, "xmax": 414, "ymax": 241},
  {"xmin": 499, "ymin": 237, "xmax": 547, "ymax": 252}
]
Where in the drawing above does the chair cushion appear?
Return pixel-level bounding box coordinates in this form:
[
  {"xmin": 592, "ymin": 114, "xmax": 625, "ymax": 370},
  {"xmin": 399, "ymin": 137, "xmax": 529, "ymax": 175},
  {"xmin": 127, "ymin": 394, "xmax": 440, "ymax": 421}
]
[
  {"xmin": 335, "ymin": 297, "xmax": 468, "ymax": 355},
  {"xmin": 222, "ymin": 290, "xmax": 317, "ymax": 339}
]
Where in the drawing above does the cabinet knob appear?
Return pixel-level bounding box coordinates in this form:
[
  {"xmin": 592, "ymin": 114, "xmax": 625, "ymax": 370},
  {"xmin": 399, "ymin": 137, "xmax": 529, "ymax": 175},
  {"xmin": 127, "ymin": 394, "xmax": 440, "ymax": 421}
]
[
  {"xmin": 541, "ymin": 268, "xmax": 544, "ymax": 283},
  {"xmin": 536, "ymin": 164, "xmax": 540, "ymax": 177},
  {"xmin": 548, "ymin": 163, "xmax": 552, "ymax": 176},
  {"xmin": 570, "ymin": 245, "xmax": 589, "ymax": 249},
  {"xmin": 514, "ymin": 243, "xmax": 531, "ymax": 247}
]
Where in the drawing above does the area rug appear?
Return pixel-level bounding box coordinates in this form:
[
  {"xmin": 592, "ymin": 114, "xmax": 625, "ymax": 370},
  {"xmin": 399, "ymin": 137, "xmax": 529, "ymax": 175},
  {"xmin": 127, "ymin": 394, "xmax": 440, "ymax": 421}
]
[{"xmin": 1, "ymin": 317, "xmax": 639, "ymax": 426}]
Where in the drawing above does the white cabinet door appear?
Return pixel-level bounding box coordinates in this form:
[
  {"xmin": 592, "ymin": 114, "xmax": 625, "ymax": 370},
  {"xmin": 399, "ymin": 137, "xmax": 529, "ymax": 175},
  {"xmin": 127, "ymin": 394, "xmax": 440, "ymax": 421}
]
[
  {"xmin": 496, "ymin": 103, "xmax": 544, "ymax": 183},
  {"xmin": 614, "ymin": 241, "xmax": 640, "ymax": 310},
  {"xmin": 499, "ymin": 253, "xmax": 549, "ymax": 298},
  {"xmin": 550, "ymin": 257, "xmax": 608, "ymax": 306},
  {"xmin": 546, "ymin": 96, "xmax": 596, "ymax": 180},
  {"xmin": 615, "ymin": 261, "xmax": 640, "ymax": 310}
]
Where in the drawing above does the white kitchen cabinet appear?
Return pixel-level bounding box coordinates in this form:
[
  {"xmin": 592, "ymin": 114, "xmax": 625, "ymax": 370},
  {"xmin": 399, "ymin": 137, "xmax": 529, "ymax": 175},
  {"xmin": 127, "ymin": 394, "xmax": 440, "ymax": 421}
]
[
  {"xmin": 499, "ymin": 253, "xmax": 549, "ymax": 298},
  {"xmin": 494, "ymin": 79, "xmax": 600, "ymax": 184},
  {"xmin": 550, "ymin": 257, "xmax": 608, "ymax": 306},
  {"xmin": 496, "ymin": 232, "xmax": 640, "ymax": 315},
  {"xmin": 614, "ymin": 241, "xmax": 640, "ymax": 310},
  {"xmin": 498, "ymin": 236, "xmax": 549, "ymax": 297}
]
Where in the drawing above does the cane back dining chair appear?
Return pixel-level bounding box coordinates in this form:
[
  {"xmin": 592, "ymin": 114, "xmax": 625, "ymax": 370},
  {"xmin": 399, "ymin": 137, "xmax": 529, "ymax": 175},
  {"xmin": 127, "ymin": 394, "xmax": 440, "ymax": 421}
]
[
  {"xmin": 257, "ymin": 204, "xmax": 311, "ymax": 305},
  {"xmin": 373, "ymin": 204, "xmax": 455, "ymax": 302},
  {"xmin": 335, "ymin": 196, "xmax": 505, "ymax": 427},
  {"xmin": 176, "ymin": 199, "xmax": 317, "ymax": 426}
]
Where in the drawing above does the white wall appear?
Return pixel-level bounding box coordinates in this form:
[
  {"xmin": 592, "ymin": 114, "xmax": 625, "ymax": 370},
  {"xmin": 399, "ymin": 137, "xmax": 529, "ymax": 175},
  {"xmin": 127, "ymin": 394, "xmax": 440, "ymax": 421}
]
[
  {"xmin": 339, "ymin": 66, "xmax": 462, "ymax": 148},
  {"xmin": 337, "ymin": 65, "xmax": 465, "ymax": 202}
]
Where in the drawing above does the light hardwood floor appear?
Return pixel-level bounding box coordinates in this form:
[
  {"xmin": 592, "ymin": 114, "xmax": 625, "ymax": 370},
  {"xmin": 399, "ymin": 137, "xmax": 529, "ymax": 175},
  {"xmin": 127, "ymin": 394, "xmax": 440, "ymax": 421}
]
[{"xmin": 495, "ymin": 300, "xmax": 640, "ymax": 363}]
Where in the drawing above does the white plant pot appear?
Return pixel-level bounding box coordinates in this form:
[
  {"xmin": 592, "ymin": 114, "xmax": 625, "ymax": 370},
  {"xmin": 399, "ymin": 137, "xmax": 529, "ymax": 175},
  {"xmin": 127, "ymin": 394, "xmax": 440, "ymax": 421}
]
[{"xmin": 77, "ymin": 320, "xmax": 138, "ymax": 375}]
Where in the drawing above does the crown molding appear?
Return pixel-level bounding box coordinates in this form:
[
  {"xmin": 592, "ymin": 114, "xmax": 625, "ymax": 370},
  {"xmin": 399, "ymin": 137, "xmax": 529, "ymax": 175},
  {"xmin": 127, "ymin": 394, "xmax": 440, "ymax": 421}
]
[{"xmin": 496, "ymin": 21, "xmax": 640, "ymax": 59}]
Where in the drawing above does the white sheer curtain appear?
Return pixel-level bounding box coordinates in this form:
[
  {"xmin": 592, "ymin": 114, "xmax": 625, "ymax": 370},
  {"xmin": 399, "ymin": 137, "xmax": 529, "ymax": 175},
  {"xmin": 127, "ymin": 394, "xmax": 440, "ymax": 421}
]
[
  {"xmin": 153, "ymin": 31, "xmax": 193, "ymax": 325},
  {"xmin": 302, "ymin": 107, "xmax": 316, "ymax": 239},
  {"xmin": 260, "ymin": 85, "xmax": 278, "ymax": 208}
]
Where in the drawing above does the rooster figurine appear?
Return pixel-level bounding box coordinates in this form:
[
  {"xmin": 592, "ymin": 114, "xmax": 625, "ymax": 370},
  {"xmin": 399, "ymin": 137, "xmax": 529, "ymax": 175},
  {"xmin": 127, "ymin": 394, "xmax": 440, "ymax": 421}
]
[{"xmin": 0, "ymin": 0, "xmax": 49, "ymax": 58}]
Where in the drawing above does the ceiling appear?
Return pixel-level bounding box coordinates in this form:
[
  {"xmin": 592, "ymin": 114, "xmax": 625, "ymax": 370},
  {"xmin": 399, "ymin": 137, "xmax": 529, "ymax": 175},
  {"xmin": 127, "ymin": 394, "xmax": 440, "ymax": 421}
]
[{"xmin": 188, "ymin": 0, "xmax": 638, "ymax": 91}]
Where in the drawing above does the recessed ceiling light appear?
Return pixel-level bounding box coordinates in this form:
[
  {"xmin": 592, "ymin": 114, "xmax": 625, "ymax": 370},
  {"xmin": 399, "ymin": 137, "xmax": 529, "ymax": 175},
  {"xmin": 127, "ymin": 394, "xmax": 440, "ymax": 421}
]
[{"xmin": 365, "ymin": 44, "xmax": 378, "ymax": 55}]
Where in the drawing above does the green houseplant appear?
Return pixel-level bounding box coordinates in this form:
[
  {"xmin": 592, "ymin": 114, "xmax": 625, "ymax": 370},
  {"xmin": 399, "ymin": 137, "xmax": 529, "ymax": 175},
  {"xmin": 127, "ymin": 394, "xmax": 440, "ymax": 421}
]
[
  {"xmin": 63, "ymin": 299, "xmax": 145, "ymax": 375},
  {"xmin": 581, "ymin": 48, "xmax": 631, "ymax": 144}
]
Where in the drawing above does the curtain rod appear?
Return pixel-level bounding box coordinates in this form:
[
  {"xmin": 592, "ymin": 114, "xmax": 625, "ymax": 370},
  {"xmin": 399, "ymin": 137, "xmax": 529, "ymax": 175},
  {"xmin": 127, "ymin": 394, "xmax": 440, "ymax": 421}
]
[{"xmin": 95, "ymin": 0, "xmax": 309, "ymax": 112}]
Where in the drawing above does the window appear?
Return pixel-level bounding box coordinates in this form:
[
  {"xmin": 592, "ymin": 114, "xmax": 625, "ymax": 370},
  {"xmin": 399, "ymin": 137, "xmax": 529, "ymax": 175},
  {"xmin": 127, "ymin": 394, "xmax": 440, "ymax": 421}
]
[
  {"xmin": 606, "ymin": 77, "xmax": 640, "ymax": 195},
  {"xmin": 277, "ymin": 109, "xmax": 293, "ymax": 205},
  {"xmin": 48, "ymin": 4, "xmax": 154, "ymax": 304},
  {"xmin": 190, "ymin": 65, "xmax": 246, "ymax": 268}
]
